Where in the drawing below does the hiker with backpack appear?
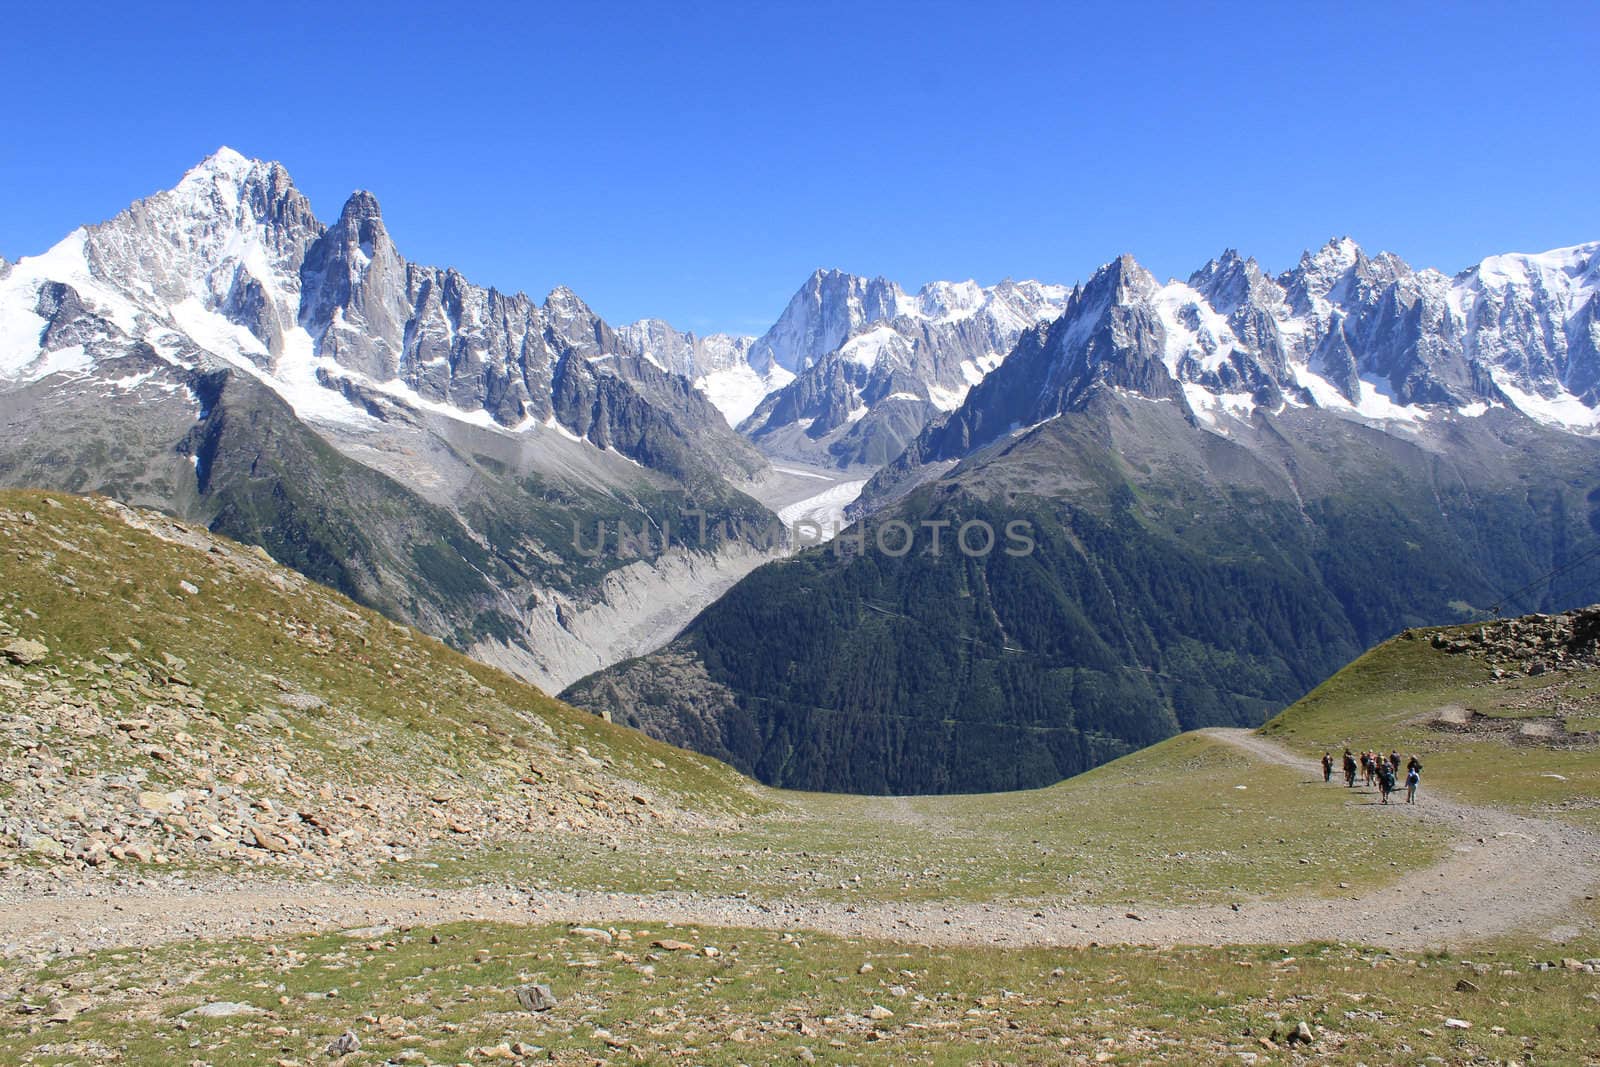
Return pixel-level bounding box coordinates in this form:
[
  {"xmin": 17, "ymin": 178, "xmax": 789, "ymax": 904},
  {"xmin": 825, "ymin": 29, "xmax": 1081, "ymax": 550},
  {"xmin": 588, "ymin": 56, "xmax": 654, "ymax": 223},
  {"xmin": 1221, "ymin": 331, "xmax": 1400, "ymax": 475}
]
[{"xmin": 1377, "ymin": 760, "xmax": 1397, "ymax": 804}]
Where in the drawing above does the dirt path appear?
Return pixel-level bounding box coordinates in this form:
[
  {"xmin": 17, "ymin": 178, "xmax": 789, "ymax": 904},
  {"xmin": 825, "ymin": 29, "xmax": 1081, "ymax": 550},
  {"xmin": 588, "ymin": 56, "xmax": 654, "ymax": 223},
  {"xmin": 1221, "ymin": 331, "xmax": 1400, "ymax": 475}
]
[
  {"xmin": 1191, "ymin": 728, "xmax": 1597, "ymax": 943},
  {"xmin": 2, "ymin": 730, "xmax": 1595, "ymax": 958}
]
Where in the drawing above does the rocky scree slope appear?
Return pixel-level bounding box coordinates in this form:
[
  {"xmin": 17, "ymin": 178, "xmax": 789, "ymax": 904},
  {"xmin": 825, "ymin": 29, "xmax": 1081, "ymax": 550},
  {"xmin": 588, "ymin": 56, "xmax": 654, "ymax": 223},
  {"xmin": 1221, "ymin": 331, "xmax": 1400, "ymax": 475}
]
[{"xmin": 0, "ymin": 490, "xmax": 760, "ymax": 880}]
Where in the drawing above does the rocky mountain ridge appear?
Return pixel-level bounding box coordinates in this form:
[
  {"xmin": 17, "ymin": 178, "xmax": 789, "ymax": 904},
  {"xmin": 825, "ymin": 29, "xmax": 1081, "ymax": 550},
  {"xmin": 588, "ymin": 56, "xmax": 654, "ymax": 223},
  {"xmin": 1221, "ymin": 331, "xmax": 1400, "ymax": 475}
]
[
  {"xmin": 870, "ymin": 237, "xmax": 1600, "ymax": 502},
  {"xmin": 739, "ymin": 269, "xmax": 1070, "ymax": 467},
  {"xmin": 613, "ymin": 317, "xmax": 793, "ymax": 426},
  {"xmin": 0, "ymin": 149, "xmax": 780, "ymax": 694},
  {"xmin": 0, "ymin": 147, "xmax": 764, "ymax": 483}
]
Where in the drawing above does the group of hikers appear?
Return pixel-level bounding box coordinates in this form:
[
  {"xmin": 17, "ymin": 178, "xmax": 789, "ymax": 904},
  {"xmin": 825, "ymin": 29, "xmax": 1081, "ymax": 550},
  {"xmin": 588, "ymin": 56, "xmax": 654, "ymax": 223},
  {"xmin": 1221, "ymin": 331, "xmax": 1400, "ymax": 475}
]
[{"xmin": 1320, "ymin": 748, "xmax": 1421, "ymax": 805}]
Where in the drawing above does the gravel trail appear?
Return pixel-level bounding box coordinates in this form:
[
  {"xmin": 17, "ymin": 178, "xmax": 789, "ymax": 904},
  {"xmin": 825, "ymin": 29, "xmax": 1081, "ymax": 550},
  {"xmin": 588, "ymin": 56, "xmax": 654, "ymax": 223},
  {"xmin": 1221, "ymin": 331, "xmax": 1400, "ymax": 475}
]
[{"xmin": 2, "ymin": 729, "xmax": 1594, "ymax": 958}]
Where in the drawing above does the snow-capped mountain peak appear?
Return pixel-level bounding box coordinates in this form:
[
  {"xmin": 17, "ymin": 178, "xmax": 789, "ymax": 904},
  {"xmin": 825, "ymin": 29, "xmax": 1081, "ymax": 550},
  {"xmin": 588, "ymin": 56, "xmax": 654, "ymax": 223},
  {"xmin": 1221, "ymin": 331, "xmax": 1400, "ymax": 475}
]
[
  {"xmin": 1450, "ymin": 240, "xmax": 1600, "ymax": 414},
  {"xmin": 745, "ymin": 268, "xmax": 909, "ymax": 374},
  {"xmin": 913, "ymin": 279, "xmax": 985, "ymax": 321},
  {"xmin": 191, "ymin": 144, "xmax": 251, "ymax": 171},
  {"xmin": 910, "ymin": 237, "xmax": 1600, "ymax": 465},
  {"xmin": 1187, "ymin": 249, "xmax": 1273, "ymax": 316},
  {"xmin": 0, "ymin": 147, "xmax": 327, "ymax": 380},
  {"xmin": 738, "ymin": 268, "xmax": 1071, "ymax": 466},
  {"xmin": 1468, "ymin": 241, "xmax": 1599, "ymax": 293},
  {"xmin": 1279, "ymin": 237, "xmax": 1413, "ymax": 331},
  {"xmin": 170, "ymin": 146, "xmax": 271, "ymax": 204},
  {"xmin": 0, "ymin": 151, "xmax": 769, "ymax": 480}
]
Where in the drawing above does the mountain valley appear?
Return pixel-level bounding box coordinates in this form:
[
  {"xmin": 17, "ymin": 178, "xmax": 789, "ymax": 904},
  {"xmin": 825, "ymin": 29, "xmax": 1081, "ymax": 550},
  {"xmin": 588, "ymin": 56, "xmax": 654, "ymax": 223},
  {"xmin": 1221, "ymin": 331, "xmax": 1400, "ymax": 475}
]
[
  {"xmin": 0, "ymin": 487, "xmax": 1596, "ymax": 1064},
  {"xmin": 9, "ymin": 7, "xmax": 1600, "ymax": 1062},
  {"xmin": 4, "ymin": 151, "xmax": 1599, "ymax": 803},
  {"xmin": 566, "ymin": 240, "xmax": 1600, "ymax": 792}
]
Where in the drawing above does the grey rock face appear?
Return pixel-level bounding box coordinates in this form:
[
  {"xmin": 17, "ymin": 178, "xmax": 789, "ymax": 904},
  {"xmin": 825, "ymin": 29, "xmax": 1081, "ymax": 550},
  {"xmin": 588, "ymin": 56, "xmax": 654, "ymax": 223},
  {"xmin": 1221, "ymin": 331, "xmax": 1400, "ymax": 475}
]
[
  {"xmin": 290, "ymin": 195, "xmax": 763, "ymax": 478},
  {"xmin": 299, "ymin": 190, "xmax": 413, "ymax": 382},
  {"xmin": 36, "ymin": 282, "xmax": 110, "ymax": 352}
]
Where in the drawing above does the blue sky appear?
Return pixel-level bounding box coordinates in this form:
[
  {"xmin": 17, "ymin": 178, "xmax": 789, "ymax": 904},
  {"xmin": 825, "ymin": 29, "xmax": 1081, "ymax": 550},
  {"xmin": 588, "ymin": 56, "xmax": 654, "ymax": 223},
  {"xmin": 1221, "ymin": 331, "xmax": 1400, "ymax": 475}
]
[{"xmin": 2, "ymin": 1, "xmax": 1595, "ymax": 335}]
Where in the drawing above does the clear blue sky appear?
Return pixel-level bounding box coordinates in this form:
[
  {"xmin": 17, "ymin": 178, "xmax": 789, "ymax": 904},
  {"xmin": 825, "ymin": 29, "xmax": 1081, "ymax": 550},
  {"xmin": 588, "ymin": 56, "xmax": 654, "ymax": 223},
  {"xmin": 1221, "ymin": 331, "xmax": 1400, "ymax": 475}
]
[{"xmin": 3, "ymin": 1, "xmax": 1595, "ymax": 335}]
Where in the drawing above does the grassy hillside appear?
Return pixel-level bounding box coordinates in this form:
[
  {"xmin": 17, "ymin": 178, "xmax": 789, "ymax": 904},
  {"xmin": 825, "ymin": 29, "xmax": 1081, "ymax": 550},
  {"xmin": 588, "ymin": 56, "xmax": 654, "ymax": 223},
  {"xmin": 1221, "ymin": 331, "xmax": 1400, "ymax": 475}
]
[
  {"xmin": 393, "ymin": 730, "xmax": 1446, "ymax": 908},
  {"xmin": 2, "ymin": 490, "xmax": 1596, "ymax": 1065},
  {"xmin": 1261, "ymin": 616, "xmax": 1600, "ymax": 831},
  {"xmin": 0, "ymin": 489, "xmax": 1442, "ymax": 904},
  {"xmin": 0, "ymin": 489, "xmax": 760, "ymax": 878},
  {"xmin": 3, "ymin": 921, "xmax": 1597, "ymax": 1066}
]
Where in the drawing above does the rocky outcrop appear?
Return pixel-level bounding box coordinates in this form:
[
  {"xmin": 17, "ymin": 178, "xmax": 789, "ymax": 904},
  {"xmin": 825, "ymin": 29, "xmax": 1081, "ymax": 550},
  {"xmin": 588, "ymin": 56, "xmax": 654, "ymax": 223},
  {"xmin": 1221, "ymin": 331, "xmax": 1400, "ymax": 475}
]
[{"xmin": 1422, "ymin": 606, "xmax": 1600, "ymax": 676}]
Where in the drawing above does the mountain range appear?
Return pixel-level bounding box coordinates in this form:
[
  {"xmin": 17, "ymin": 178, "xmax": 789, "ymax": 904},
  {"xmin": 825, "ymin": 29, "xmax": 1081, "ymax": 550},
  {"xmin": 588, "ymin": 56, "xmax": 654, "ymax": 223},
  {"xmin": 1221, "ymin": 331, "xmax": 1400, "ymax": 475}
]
[
  {"xmin": 4, "ymin": 147, "xmax": 1599, "ymax": 795},
  {"xmin": 868, "ymin": 237, "xmax": 1600, "ymax": 504}
]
